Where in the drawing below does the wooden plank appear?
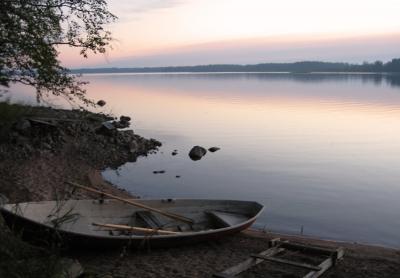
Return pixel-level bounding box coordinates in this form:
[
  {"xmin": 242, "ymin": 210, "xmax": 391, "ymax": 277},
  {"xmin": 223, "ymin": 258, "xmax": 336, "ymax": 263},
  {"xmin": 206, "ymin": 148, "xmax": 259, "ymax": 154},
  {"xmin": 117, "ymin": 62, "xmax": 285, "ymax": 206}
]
[
  {"xmin": 303, "ymin": 248, "xmax": 345, "ymax": 278},
  {"xmin": 92, "ymin": 222, "xmax": 180, "ymax": 235},
  {"xmin": 213, "ymin": 273, "xmax": 233, "ymax": 278},
  {"xmin": 250, "ymin": 254, "xmax": 322, "ymax": 271},
  {"xmin": 206, "ymin": 211, "xmax": 248, "ymax": 227},
  {"xmin": 214, "ymin": 239, "xmax": 344, "ymax": 278},
  {"xmin": 136, "ymin": 211, "xmax": 163, "ymax": 229},
  {"xmin": 213, "ymin": 247, "xmax": 285, "ymax": 277},
  {"xmin": 29, "ymin": 118, "xmax": 57, "ymax": 127},
  {"xmin": 280, "ymin": 241, "xmax": 338, "ymax": 256},
  {"xmin": 269, "ymin": 238, "xmax": 282, "ymax": 248},
  {"xmin": 330, "ymin": 247, "xmax": 344, "ymax": 265},
  {"xmin": 67, "ymin": 182, "xmax": 194, "ymax": 225}
]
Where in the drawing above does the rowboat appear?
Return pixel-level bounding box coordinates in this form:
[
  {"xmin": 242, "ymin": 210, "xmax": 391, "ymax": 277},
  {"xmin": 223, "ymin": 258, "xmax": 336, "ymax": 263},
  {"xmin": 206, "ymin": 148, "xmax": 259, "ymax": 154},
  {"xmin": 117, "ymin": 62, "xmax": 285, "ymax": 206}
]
[{"xmin": 0, "ymin": 198, "xmax": 264, "ymax": 249}]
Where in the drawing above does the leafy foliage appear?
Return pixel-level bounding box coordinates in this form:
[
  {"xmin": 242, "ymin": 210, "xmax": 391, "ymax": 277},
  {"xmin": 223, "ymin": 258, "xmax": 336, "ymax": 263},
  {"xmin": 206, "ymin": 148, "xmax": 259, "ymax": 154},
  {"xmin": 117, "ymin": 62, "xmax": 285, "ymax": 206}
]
[{"xmin": 0, "ymin": 0, "xmax": 116, "ymax": 105}]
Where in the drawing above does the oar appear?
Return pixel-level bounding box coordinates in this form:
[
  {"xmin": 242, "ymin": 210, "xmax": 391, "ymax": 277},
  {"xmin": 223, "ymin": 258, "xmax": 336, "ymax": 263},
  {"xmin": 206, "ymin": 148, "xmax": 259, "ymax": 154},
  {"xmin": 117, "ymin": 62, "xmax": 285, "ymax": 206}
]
[
  {"xmin": 92, "ymin": 222, "xmax": 179, "ymax": 235},
  {"xmin": 66, "ymin": 181, "xmax": 194, "ymax": 225}
]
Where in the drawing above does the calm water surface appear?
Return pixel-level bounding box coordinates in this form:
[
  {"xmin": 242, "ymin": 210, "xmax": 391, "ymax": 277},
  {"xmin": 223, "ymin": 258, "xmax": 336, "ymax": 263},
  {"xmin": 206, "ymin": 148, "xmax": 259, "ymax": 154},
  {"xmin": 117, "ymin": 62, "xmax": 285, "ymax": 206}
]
[{"xmin": 7, "ymin": 73, "xmax": 400, "ymax": 247}]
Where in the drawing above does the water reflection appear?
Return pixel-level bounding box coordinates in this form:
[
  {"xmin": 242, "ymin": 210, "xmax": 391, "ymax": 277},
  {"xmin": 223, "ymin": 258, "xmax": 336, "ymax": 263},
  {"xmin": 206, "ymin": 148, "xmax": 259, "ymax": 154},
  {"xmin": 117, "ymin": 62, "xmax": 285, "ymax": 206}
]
[
  {"xmin": 5, "ymin": 73, "xmax": 400, "ymax": 105},
  {"xmin": 85, "ymin": 72, "xmax": 400, "ymax": 86}
]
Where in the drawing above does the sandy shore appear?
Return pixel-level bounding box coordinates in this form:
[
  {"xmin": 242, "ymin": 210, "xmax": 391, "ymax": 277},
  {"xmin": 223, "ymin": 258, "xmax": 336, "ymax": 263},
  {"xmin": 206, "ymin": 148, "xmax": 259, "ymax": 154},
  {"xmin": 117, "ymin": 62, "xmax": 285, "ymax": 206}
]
[
  {"xmin": 0, "ymin": 104, "xmax": 399, "ymax": 277},
  {"xmin": 74, "ymin": 229, "xmax": 400, "ymax": 278}
]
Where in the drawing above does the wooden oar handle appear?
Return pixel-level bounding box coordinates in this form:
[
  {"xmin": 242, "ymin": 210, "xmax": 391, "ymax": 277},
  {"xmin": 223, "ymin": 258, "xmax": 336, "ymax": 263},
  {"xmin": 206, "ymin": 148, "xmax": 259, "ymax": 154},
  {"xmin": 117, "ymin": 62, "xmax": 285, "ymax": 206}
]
[
  {"xmin": 92, "ymin": 223, "xmax": 179, "ymax": 235},
  {"xmin": 66, "ymin": 181, "xmax": 194, "ymax": 225}
]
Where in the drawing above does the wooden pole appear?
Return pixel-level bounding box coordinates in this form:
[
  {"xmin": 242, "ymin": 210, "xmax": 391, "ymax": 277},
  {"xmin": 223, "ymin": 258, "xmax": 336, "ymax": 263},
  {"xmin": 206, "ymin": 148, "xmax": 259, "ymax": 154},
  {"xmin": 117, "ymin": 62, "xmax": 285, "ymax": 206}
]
[
  {"xmin": 92, "ymin": 222, "xmax": 180, "ymax": 235},
  {"xmin": 67, "ymin": 181, "xmax": 194, "ymax": 225}
]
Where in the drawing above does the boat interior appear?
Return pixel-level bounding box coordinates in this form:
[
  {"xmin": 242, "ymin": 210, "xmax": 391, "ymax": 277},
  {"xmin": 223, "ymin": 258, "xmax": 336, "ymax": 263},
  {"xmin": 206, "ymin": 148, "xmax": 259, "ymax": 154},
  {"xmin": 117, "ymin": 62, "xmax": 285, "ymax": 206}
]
[{"xmin": 3, "ymin": 199, "xmax": 263, "ymax": 237}]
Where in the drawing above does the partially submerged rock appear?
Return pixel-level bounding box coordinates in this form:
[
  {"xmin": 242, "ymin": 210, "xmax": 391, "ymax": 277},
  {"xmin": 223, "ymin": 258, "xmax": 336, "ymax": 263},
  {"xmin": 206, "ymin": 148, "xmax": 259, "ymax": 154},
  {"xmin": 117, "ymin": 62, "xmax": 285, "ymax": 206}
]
[
  {"xmin": 112, "ymin": 115, "xmax": 132, "ymax": 129},
  {"xmin": 208, "ymin": 147, "xmax": 220, "ymax": 153},
  {"xmin": 120, "ymin": 115, "xmax": 131, "ymax": 122},
  {"xmin": 153, "ymin": 170, "xmax": 166, "ymax": 174},
  {"xmin": 112, "ymin": 120, "xmax": 130, "ymax": 129},
  {"xmin": 189, "ymin": 146, "xmax": 207, "ymax": 161},
  {"xmin": 97, "ymin": 100, "xmax": 106, "ymax": 107}
]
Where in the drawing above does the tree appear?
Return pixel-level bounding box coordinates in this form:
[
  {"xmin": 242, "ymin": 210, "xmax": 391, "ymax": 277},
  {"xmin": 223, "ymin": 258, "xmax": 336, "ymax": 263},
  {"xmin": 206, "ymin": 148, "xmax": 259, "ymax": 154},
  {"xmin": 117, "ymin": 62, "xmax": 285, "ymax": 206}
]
[
  {"xmin": 385, "ymin": 58, "xmax": 400, "ymax": 72},
  {"xmin": 0, "ymin": 0, "xmax": 116, "ymax": 105}
]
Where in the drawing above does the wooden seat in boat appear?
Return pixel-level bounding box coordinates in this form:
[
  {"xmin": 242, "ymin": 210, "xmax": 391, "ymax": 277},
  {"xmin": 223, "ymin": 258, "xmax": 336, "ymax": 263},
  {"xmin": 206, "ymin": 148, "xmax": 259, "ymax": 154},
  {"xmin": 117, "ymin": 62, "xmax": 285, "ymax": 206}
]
[
  {"xmin": 206, "ymin": 211, "xmax": 248, "ymax": 228},
  {"xmin": 134, "ymin": 210, "xmax": 163, "ymax": 228}
]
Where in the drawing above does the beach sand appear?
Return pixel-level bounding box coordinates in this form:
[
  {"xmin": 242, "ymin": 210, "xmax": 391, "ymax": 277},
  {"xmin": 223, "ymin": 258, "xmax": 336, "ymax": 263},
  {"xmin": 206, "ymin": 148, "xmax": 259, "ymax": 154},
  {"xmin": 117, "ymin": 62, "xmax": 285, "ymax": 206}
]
[{"xmin": 74, "ymin": 229, "xmax": 400, "ymax": 278}]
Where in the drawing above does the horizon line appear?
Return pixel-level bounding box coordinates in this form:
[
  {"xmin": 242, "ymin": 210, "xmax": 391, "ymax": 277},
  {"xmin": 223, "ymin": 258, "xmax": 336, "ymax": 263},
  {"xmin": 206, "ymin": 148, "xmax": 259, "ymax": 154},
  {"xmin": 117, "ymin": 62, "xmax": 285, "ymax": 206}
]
[{"xmin": 70, "ymin": 58, "xmax": 399, "ymax": 70}]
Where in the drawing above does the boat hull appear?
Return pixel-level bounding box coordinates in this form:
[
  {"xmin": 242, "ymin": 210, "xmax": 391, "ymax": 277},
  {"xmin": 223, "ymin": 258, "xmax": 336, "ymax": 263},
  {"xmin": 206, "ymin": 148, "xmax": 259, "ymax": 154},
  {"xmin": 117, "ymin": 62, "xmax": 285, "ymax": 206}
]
[{"xmin": 0, "ymin": 199, "xmax": 263, "ymax": 249}]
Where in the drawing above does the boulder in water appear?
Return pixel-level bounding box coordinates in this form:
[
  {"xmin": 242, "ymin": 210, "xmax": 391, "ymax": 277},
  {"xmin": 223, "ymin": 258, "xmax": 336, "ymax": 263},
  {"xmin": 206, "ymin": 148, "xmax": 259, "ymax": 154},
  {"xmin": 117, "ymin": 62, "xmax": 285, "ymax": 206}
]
[
  {"xmin": 97, "ymin": 100, "xmax": 106, "ymax": 107},
  {"xmin": 120, "ymin": 115, "xmax": 131, "ymax": 122},
  {"xmin": 189, "ymin": 146, "xmax": 207, "ymax": 161}
]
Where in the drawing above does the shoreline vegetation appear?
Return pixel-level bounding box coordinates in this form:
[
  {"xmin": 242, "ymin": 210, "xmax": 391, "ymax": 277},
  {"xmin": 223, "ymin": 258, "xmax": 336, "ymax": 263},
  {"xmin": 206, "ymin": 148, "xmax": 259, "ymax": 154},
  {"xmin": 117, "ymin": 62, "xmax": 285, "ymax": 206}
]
[
  {"xmin": 70, "ymin": 58, "xmax": 400, "ymax": 74},
  {"xmin": 0, "ymin": 102, "xmax": 399, "ymax": 277}
]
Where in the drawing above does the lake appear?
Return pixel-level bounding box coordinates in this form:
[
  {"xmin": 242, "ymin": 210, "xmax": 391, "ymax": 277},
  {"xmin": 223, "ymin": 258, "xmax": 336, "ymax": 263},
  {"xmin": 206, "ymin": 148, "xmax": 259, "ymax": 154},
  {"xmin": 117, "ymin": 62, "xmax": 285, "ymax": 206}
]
[{"xmin": 5, "ymin": 73, "xmax": 400, "ymax": 247}]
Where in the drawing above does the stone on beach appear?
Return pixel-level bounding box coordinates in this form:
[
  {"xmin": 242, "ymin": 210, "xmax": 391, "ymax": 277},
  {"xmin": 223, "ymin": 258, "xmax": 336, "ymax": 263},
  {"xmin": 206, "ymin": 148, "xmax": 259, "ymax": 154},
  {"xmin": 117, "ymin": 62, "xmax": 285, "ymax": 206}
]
[
  {"xmin": 112, "ymin": 120, "xmax": 130, "ymax": 129},
  {"xmin": 14, "ymin": 119, "xmax": 31, "ymax": 135},
  {"xmin": 189, "ymin": 146, "xmax": 207, "ymax": 161},
  {"xmin": 96, "ymin": 122, "xmax": 116, "ymax": 136},
  {"xmin": 127, "ymin": 140, "xmax": 138, "ymax": 153}
]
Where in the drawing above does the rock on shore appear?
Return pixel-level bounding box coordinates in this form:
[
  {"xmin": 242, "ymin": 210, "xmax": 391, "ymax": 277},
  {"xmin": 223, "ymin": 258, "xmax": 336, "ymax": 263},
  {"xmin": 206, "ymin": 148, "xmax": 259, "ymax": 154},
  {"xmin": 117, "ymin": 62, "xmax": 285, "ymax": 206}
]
[
  {"xmin": 2, "ymin": 107, "xmax": 160, "ymax": 163},
  {"xmin": 0, "ymin": 104, "xmax": 161, "ymax": 202}
]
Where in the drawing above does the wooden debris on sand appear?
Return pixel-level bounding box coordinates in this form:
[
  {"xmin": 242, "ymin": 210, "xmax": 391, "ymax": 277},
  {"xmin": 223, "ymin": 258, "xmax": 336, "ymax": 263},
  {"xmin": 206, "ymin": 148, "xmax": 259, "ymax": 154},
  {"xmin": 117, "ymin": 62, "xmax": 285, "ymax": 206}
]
[{"xmin": 214, "ymin": 238, "xmax": 345, "ymax": 278}]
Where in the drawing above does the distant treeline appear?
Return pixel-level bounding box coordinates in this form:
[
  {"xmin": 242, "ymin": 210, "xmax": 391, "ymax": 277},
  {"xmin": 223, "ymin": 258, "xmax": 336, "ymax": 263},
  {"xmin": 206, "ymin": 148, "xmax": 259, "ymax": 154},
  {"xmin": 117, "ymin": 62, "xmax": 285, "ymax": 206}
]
[{"xmin": 71, "ymin": 58, "xmax": 400, "ymax": 74}]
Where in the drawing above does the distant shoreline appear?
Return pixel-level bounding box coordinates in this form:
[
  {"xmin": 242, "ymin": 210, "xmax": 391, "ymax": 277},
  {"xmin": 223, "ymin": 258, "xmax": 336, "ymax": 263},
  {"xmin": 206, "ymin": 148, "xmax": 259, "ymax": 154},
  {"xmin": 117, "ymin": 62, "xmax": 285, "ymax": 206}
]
[
  {"xmin": 70, "ymin": 59, "xmax": 400, "ymax": 74},
  {"xmin": 71, "ymin": 71, "xmax": 400, "ymax": 75}
]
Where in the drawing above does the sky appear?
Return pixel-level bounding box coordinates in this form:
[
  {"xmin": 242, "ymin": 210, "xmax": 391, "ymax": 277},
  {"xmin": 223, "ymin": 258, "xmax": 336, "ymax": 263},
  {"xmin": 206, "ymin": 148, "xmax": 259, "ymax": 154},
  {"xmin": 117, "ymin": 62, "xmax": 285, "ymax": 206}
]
[{"xmin": 60, "ymin": 0, "xmax": 400, "ymax": 68}]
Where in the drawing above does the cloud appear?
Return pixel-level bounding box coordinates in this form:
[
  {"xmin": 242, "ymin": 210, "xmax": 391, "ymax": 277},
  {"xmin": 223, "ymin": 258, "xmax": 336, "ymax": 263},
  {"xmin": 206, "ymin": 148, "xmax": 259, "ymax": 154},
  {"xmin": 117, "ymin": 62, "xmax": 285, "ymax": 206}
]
[
  {"xmin": 127, "ymin": 0, "xmax": 183, "ymax": 13},
  {"xmin": 95, "ymin": 33, "xmax": 400, "ymax": 68},
  {"xmin": 110, "ymin": 0, "xmax": 182, "ymax": 17},
  {"xmin": 107, "ymin": 0, "xmax": 184, "ymax": 24}
]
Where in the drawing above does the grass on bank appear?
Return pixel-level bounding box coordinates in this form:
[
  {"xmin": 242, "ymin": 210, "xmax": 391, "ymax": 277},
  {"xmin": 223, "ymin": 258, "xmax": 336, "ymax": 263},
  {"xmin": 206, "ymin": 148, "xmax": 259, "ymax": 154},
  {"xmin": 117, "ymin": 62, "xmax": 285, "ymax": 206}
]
[
  {"xmin": 0, "ymin": 102, "xmax": 37, "ymax": 124},
  {"xmin": 0, "ymin": 214, "xmax": 64, "ymax": 278},
  {"xmin": 0, "ymin": 102, "xmax": 39, "ymax": 141}
]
